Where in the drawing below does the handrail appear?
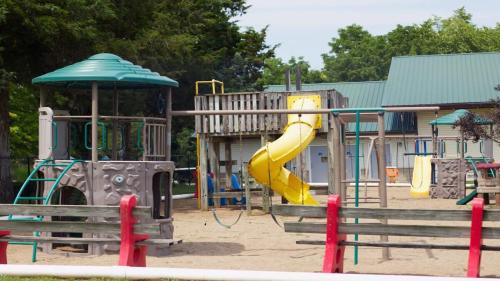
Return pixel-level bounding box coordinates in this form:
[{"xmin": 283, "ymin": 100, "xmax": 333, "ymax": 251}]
[
  {"xmin": 53, "ymin": 115, "xmax": 167, "ymax": 122},
  {"xmin": 172, "ymin": 106, "xmax": 440, "ymax": 116}
]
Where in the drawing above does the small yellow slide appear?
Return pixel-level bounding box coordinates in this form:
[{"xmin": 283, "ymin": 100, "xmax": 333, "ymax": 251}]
[
  {"xmin": 410, "ymin": 155, "xmax": 432, "ymax": 198},
  {"xmin": 248, "ymin": 95, "xmax": 321, "ymax": 205}
]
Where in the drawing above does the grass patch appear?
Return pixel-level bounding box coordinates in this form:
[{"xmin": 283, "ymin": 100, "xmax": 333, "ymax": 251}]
[
  {"xmin": 0, "ymin": 277, "xmax": 129, "ymax": 281},
  {"xmin": 173, "ymin": 183, "xmax": 195, "ymax": 195}
]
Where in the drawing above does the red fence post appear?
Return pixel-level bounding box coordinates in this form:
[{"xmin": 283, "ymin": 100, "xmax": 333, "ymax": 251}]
[
  {"xmin": 0, "ymin": 230, "xmax": 10, "ymax": 264},
  {"xmin": 118, "ymin": 195, "xmax": 149, "ymax": 267},
  {"xmin": 467, "ymin": 197, "xmax": 484, "ymax": 278},
  {"xmin": 322, "ymin": 195, "xmax": 346, "ymax": 273}
]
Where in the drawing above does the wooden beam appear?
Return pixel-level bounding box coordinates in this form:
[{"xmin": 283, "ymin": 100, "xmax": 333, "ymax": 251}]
[
  {"xmin": 261, "ymin": 135, "xmax": 271, "ymax": 213},
  {"xmin": 199, "ymin": 134, "xmax": 209, "ymax": 211},
  {"xmin": 296, "ymin": 240, "xmax": 500, "ymax": 251},
  {"xmin": 0, "ymin": 221, "xmax": 159, "ymax": 235},
  {"xmin": 0, "ymin": 204, "xmax": 151, "ymax": 218},
  {"xmin": 273, "ymin": 205, "xmax": 500, "ymax": 221},
  {"xmin": 284, "ymin": 222, "xmax": 500, "ymax": 239}
]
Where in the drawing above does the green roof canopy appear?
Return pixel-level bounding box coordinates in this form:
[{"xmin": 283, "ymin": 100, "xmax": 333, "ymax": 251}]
[
  {"xmin": 429, "ymin": 109, "xmax": 492, "ymax": 125},
  {"xmin": 32, "ymin": 53, "xmax": 178, "ymax": 89}
]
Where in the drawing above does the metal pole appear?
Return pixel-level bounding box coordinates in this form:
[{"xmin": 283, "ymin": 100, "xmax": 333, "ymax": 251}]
[
  {"xmin": 39, "ymin": 87, "xmax": 47, "ymax": 108},
  {"xmin": 354, "ymin": 111, "xmax": 360, "ymax": 265},
  {"xmin": 165, "ymin": 87, "xmax": 172, "ymax": 161},
  {"xmin": 91, "ymin": 82, "xmax": 98, "ymax": 163},
  {"xmin": 170, "ymin": 106, "xmax": 440, "ymax": 116},
  {"xmin": 377, "ymin": 112, "xmax": 390, "ymax": 260},
  {"xmin": 111, "ymin": 85, "xmax": 118, "ymax": 160}
]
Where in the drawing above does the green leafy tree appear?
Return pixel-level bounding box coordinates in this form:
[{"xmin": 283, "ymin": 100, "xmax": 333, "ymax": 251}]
[
  {"xmin": 259, "ymin": 56, "xmax": 327, "ymax": 87},
  {"xmin": 322, "ymin": 8, "xmax": 500, "ymax": 83},
  {"xmin": 322, "ymin": 24, "xmax": 390, "ymax": 81}
]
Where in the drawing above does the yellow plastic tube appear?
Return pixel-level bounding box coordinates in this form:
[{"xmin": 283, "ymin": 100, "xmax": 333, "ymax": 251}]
[{"xmin": 248, "ymin": 96, "xmax": 320, "ymax": 205}]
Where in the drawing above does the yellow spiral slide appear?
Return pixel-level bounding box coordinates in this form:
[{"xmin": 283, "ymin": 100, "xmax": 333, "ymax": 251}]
[{"xmin": 248, "ymin": 95, "xmax": 321, "ymax": 205}]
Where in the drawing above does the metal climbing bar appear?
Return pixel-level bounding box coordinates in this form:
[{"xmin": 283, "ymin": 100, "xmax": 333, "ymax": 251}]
[{"xmin": 8, "ymin": 159, "xmax": 83, "ymax": 262}]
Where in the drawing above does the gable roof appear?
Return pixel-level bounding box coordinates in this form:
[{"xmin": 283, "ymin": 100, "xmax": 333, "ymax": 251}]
[
  {"xmin": 383, "ymin": 52, "xmax": 500, "ymax": 107},
  {"xmin": 265, "ymin": 81, "xmax": 416, "ymax": 133}
]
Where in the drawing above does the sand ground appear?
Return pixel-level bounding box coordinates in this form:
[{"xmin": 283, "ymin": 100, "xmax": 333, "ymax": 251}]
[{"xmin": 5, "ymin": 186, "xmax": 500, "ymax": 278}]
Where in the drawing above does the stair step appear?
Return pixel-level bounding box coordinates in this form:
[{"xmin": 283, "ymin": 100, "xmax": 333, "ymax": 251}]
[
  {"xmin": 41, "ymin": 164, "xmax": 70, "ymax": 167},
  {"xmin": 30, "ymin": 178, "xmax": 57, "ymax": 181},
  {"xmin": 17, "ymin": 196, "xmax": 47, "ymax": 200},
  {"xmin": 8, "ymin": 215, "xmax": 42, "ymax": 221},
  {"xmin": 9, "ymin": 241, "xmax": 37, "ymax": 245}
]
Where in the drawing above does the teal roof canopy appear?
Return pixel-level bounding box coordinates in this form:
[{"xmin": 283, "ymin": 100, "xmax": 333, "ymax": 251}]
[
  {"xmin": 429, "ymin": 109, "xmax": 493, "ymax": 125},
  {"xmin": 32, "ymin": 53, "xmax": 178, "ymax": 89}
]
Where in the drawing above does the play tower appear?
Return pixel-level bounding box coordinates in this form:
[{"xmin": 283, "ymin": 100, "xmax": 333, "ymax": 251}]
[{"xmin": 14, "ymin": 53, "xmax": 177, "ymax": 258}]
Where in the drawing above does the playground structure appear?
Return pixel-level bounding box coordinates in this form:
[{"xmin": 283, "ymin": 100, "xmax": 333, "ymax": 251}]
[
  {"xmin": 427, "ymin": 110, "xmax": 497, "ymax": 203},
  {"xmin": 12, "ymin": 53, "xmax": 178, "ymax": 259},
  {"xmin": 193, "ymin": 89, "xmax": 345, "ymax": 211}
]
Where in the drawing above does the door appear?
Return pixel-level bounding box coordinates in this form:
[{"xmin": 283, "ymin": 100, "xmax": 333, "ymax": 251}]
[{"xmin": 309, "ymin": 146, "xmax": 329, "ymax": 183}]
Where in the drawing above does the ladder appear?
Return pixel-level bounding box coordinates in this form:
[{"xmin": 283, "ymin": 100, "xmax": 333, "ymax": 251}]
[{"xmin": 8, "ymin": 159, "xmax": 82, "ymax": 262}]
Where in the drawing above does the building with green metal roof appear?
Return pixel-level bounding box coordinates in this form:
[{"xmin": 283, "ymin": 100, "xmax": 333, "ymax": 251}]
[
  {"xmin": 382, "ymin": 52, "xmax": 499, "ymax": 108},
  {"xmin": 266, "ymin": 81, "xmax": 417, "ymax": 134}
]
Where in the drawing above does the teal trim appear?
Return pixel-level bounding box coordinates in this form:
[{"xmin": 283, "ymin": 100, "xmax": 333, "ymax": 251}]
[
  {"xmin": 9, "ymin": 159, "xmax": 83, "ymax": 262},
  {"xmin": 136, "ymin": 122, "xmax": 145, "ymax": 152},
  {"xmin": 84, "ymin": 122, "xmax": 107, "ymax": 150},
  {"xmin": 331, "ymin": 108, "xmax": 384, "ymax": 113},
  {"xmin": 52, "ymin": 122, "xmax": 58, "ymax": 150}
]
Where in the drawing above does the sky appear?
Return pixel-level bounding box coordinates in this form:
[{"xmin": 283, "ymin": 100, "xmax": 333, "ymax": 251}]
[{"xmin": 236, "ymin": 0, "xmax": 500, "ymax": 69}]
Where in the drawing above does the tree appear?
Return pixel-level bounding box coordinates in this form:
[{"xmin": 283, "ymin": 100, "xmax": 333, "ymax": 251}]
[
  {"xmin": 0, "ymin": 0, "xmax": 276, "ymax": 195},
  {"xmin": 322, "ymin": 24, "xmax": 390, "ymax": 82},
  {"xmin": 454, "ymin": 98, "xmax": 500, "ymax": 143},
  {"xmin": 0, "ymin": 1, "xmax": 14, "ymax": 203},
  {"xmin": 322, "ymin": 8, "xmax": 500, "ymax": 83},
  {"xmin": 258, "ymin": 56, "xmax": 327, "ymax": 87}
]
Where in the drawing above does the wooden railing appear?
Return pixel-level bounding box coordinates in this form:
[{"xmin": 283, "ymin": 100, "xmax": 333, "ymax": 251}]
[{"xmin": 194, "ymin": 91, "xmax": 343, "ymax": 135}]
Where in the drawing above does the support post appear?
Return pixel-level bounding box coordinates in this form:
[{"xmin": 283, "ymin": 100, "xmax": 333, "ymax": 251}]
[
  {"xmin": 339, "ymin": 124, "xmax": 347, "ymax": 204},
  {"xmin": 165, "ymin": 87, "xmax": 172, "ymax": 161},
  {"xmin": 331, "ymin": 114, "xmax": 342, "ymax": 197},
  {"xmin": 199, "ymin": 134, "xmax": 209, "ymax": 211},
  {"xmin": 322, "ymin": 195, "xmax": 345, "ymax": 273},
  {"xmin": 261, "ymin": 135, "xmax": 271, "ymax": 213},
  {"xmin": 295, "ymin": 67, "xmax": 302, "ymax": 91},
  {"xmin": 467, "ymin": 197, "xmax": 484, "ymax": 277},
  {"xmin": 243, "ymin": 163, "xmax": 252, "ymax": 215},
  {"xmin": 118, "ymin": 195, "xmax": 149, "ymax": 267},
  {"xmin": 39, "ymin": 87, "xmax": 47, "ymax": 108},
  {"xmin": 208, "ymin": 140, "xmax": 220, "ymax": 208},
  {"xmin": 91, "ymin": 82, "xmax": 99, "ymax": 163},
  {"xmin": 224, "ymin": 142, "xmax": 232, "ymax": 191},
  {"xmin": 111, "ymin": 86, "xmax": 119, "ymax": 160},
  {"xmin": 377, "ymin": 112, "xmax": 390, "ymax": 260},
  {"xmin": 285, "ymin": 69, "xmax": 291, "ymax": 92},
  {"xmin": 460, "ymin": 132, "xmax": 465, "ymax": 159},
  {"xmin": 0, "ymin": 230, "xmax": 10, "ymax": 264}
]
